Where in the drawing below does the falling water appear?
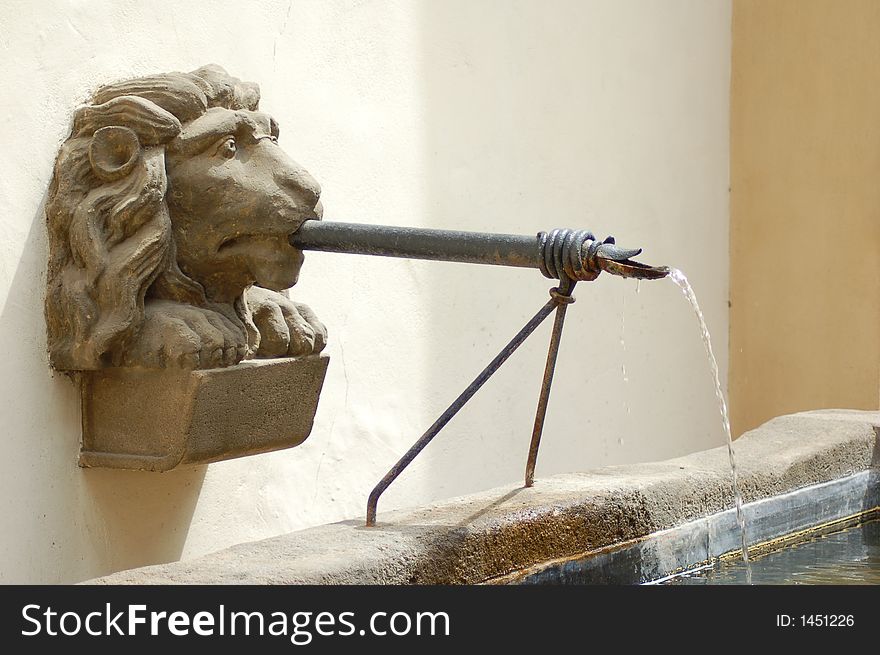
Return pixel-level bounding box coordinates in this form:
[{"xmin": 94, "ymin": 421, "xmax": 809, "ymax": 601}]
[
  {"xmin": 668, "ymin": 268, "xmax": 751, "ymax": 579},
  {"xmin": 619, "ymin": 291, "xmax": 629, "ymax": 447},
  {"xmin": 620, "ymin": 291, "xmax": 629, "ymax": 384}
]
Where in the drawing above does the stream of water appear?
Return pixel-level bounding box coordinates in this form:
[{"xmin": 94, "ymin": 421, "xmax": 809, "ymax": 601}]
[{"xmin": 668, "ymin": 268, "xmax": 752, "ymax": 581}]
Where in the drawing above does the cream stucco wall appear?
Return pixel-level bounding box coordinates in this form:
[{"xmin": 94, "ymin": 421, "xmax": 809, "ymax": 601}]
[{"xmin": 0, "ymin": 0, "xmax": 731, "ymax": 583}]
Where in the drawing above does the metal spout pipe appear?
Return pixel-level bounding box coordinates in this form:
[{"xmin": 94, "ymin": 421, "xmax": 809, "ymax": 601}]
[{"xmin": 290, "ymin": 221, "xmax": 669, "ymax": 282}]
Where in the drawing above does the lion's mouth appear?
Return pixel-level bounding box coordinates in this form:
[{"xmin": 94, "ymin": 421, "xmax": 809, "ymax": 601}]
[
  {"xmin": 217, "ymin": 233, "xmax": 254, "ymax": 253},
  {"xmin": 217, "ymin": 231, "xmax": 300, "ymax": 254},
  {"xmin": 217, "ymin": 235, "xmax": 241, "ymax": 253},
  {"xmin": 214, "ymin": 233, "xmax": 305, "ymax": 292},
  {"xmin": 217, "ymin": 207, "xmax": 321, "ymax": 255}
]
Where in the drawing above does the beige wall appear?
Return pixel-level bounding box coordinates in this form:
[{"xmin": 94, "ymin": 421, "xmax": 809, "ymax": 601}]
[{"xmin": 730, "ymin": 0, "xmax": 880, "ymax": 436}]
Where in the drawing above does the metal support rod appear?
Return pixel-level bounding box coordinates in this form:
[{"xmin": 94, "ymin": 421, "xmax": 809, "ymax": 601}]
[
  {"xmin": 366, "ymin": 292, "xmax": 562, "ymax": 527},
  {"xmin": 524, "ymin": 276, "xmax": 576, "ymax": 487}
]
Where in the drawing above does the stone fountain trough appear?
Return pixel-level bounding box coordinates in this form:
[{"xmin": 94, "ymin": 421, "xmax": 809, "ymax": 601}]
[{"xmin": 88, "ymin": 409, "xmax": 879, "ymax": 585}]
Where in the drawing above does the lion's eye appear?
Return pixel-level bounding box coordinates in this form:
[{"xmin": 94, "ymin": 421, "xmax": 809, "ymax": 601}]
[
  {"xmin": 219, "ymin": 137, "xmax": 236, "ymax": 158},
  {"xmin": 269, "ymin": 136, "xmax": 278, "ymax": 145}
]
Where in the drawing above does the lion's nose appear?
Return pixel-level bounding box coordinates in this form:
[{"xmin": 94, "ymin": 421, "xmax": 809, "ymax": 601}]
[{"xmin": 278, "ymin": 165, "xmax": 321, "ymax": 208}]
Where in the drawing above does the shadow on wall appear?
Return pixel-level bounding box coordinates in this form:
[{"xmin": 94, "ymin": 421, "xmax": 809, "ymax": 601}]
[
  {"xmin": 0, "ymin": 194, "xmax": 206, "ymax": 583},
  {"xmin": 79, "ymin": 466, "xmax": 206, "ymax": 578}
]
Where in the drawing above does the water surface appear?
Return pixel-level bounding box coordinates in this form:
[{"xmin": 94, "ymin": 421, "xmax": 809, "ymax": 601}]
[{"xmin": 663, "ymin": 519, "xmax": 880, "ymax": 585}]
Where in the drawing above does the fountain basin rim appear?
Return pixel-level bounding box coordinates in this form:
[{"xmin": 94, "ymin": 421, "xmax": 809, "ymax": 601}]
[{"xmin": 86, "ymin": 409, "xmax": 880, "ymax": 585}]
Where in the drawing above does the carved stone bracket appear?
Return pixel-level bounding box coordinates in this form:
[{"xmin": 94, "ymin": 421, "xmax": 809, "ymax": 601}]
[{"xmin": 79, "ymin": 356, "xmax": 328, "ymax": 471}]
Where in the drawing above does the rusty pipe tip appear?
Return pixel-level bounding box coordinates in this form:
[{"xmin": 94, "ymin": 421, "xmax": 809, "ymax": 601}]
[{"xmin": 599, "ymin": 259, "xmax": 670, "ymax": 280}]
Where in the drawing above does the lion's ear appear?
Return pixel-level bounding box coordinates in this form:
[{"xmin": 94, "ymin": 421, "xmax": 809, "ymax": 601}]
[{"xmin": 89, "ymin": 126, "xmax": 141, "ymax": 182}]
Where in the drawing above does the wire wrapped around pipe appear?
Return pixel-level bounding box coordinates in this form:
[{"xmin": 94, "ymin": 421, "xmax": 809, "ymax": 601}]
[{"xmin": 537, "ymin": 228, "xmax": 617, "ymax": 282}]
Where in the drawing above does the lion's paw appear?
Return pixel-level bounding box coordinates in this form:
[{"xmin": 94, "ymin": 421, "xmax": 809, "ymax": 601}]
[
  {"xmin": 125, "ymin": 300, "xmax": 249, "ymax": 368},
  {"xmin": 246, "ymin": 286, "xmax": 327, "ymax": 358}
]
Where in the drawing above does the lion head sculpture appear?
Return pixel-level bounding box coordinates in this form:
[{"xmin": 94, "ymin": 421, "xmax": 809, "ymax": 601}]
[{"xmin": 46, "ymin": 65, "xmax": 326, "ymax": 371}]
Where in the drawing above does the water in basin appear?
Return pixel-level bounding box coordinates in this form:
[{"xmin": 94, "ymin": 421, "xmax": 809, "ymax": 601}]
[{"xmin": 662, "ymin": 518, "xmax": 880, "ymax": 585}]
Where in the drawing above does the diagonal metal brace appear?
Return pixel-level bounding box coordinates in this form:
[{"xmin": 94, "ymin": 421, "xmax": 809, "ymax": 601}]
[{"xmin": 365, "ymin": 277, "xmax": 577, "ymax": 527}]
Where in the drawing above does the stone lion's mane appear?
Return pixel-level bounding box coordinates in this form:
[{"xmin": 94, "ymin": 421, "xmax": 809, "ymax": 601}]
[{"xmin": 46, "ymin": 65, "xmax": 259, "ymax": 370}]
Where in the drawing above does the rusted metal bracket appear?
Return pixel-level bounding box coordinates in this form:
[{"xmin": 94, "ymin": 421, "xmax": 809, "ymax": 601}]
[
  {"xmin": 290, "ymin": 221, "xmax": 668, "ymax": 526},
  {"xmin": 364, "ymin": 277, "xmax": 575, "ymax": 526}
]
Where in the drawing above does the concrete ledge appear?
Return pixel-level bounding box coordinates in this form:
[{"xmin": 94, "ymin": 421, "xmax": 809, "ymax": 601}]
[
  {"xmin": 88, "ymin": 409, "xmax": 880, "ymax": 584},
  {"xmin": 80, "ymin": 355, "xmax": 329, "ymax": 471}
]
